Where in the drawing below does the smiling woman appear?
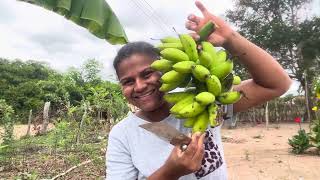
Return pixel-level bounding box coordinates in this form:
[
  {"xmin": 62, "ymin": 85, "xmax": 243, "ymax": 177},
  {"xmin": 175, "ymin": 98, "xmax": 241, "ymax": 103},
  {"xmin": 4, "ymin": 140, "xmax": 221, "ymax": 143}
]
[{"xmin": 113, "ymin": 42, "xmax": 166, "ymax": 113}]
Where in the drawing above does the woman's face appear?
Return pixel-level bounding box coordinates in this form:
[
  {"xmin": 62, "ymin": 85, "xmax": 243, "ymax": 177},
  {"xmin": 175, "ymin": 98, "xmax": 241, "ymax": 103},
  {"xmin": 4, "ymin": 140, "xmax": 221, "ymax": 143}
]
[{"xmin": 117, "ymin": 53, "xmax": 165, "ymax": 112}]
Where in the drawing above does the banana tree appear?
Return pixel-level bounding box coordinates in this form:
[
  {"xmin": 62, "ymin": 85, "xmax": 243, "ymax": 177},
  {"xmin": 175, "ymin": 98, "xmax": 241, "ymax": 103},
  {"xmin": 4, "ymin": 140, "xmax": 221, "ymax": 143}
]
[{"xmin": 18, "ymin": 0, "xmax": 128, "ymax": 45}]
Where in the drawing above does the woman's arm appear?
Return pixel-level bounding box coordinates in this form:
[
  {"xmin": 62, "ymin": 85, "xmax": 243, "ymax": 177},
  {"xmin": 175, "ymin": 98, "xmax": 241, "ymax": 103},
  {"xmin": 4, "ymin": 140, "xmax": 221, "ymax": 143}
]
[{"xmin": 186, "ymin": 1, "xmax": 292, "ymax": 113}]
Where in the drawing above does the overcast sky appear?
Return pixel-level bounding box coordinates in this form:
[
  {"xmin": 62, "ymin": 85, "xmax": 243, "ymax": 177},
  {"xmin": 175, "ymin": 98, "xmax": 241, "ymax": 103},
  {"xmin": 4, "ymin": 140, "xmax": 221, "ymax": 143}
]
[{"xmin": 0, "ymin": 0, "xmax": 319, "ymax": 95}]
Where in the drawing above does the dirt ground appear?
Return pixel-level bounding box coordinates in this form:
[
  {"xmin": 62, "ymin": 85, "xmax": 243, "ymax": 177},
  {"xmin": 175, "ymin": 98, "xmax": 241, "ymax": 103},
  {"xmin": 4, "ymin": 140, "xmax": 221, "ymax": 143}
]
[
  {"xmin": 222, "ymin": 123, "xmax": 320, "ymax": 180},
  {"xmin": 1, "ymin": 123, "xmax": 319, "ymax": 180},
  {"xmin": 0, "ymin": 124, "xmax": 54, "ymax": 144}
]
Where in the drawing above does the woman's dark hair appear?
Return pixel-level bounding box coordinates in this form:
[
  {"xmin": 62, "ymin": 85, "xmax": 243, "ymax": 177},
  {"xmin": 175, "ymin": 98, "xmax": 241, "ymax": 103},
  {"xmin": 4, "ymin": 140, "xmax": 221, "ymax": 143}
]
[{"xmin": 113, "ymin": 41, "xmax": 160, "ymax": 75}]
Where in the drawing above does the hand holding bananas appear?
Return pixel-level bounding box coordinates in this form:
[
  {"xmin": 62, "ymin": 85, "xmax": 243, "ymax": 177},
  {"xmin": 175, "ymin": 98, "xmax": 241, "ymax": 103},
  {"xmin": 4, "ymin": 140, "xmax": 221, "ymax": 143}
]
[{"xmin": 151, "ymin": 31, "xmax": 243, "ymax": 133}]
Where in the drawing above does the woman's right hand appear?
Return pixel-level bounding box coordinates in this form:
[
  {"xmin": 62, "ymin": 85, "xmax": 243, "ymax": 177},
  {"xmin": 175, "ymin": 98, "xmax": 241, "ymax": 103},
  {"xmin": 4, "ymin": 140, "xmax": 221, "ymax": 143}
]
[
  {"xmin": 163, "ymin": 132, "xmax": 205, "ymax": 179},
  {"xmin": 185, "ymin": 1, "xmax": 235, "ymax": 47}
]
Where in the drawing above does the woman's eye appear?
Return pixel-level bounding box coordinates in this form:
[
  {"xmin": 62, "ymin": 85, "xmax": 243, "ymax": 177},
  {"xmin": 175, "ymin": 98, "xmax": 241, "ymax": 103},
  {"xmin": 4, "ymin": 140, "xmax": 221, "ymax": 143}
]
[
  {"xmin": 144, "ymin": 71, "xmax": 153, "ymax": 78},
  {"xmin": 122, "ymin": 80, "xmax": 133, "ymax": 86}
]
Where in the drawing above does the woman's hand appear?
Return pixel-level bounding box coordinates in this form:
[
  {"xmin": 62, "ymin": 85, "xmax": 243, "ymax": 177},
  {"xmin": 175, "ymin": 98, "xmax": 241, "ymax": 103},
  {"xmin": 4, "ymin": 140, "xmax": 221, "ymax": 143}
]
[
  {"xmin": 148, "ymin": 132, "xmax": 205, "ymax": 180},
  {"xmin": 164, "ymin": 132, "xmax": 205, "ymax": 178},
  {"xmin": 185, "ymin": 1, "xmax": 234, "ymax": 47}
]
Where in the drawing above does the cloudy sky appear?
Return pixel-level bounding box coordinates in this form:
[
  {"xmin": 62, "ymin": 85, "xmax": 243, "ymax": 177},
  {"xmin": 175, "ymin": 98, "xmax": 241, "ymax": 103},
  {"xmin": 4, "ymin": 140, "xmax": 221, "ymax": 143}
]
[{"xmin": 0, "ymin": 0, "xmax": 319, "ymax": 94}]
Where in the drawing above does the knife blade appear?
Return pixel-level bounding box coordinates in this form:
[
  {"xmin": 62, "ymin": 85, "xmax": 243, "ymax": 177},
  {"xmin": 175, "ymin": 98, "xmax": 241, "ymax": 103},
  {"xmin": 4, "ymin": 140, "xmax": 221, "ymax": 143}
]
[{"xmin": 139, "ymin": 121, "xmax": 192, "ymax": 151}]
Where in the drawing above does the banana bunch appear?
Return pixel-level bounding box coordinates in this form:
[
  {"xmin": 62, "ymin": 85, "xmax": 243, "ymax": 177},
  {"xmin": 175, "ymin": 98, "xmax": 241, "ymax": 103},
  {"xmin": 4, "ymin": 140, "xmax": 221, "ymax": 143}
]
[{"xmin": 151, "ymin": 22, "xmax": 244, "ymax": 133}]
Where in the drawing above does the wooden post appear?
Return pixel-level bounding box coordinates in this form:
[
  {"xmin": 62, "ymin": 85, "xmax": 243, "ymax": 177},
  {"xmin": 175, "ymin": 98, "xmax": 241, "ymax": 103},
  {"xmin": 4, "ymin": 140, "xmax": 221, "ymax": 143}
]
[
  {"xmin": 26, "ymin": 109, "xmax": 32, "ymax": 136},
  {"xmin": 265, "ymin": 102, "xmax": 269, "ymax": 129},
  {"xmin": 41, "ymin": 102, "xmax": 50, "ymax": 134},
  {"xmin": 304, "ymin": 71, "xmax": 311, "ymax": 122}
]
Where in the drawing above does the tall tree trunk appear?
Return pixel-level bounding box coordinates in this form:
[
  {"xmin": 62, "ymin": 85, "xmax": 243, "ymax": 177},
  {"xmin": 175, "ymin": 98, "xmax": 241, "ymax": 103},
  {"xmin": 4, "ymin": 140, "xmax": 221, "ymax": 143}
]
[
  {"xmin": 265, "ymin": 102, "xmax": 269, "ymax": 129},
  {"xmin": 41, "ymin": 102, "xmax": 50, "ymax": 134},
  {"xmin": 26, "ymin": 109, "xmax": 32, "ymax": 136}
]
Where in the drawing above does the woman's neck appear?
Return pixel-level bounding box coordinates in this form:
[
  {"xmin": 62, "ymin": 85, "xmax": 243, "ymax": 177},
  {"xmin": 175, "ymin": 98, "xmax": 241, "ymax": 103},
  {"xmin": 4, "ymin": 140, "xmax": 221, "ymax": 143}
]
[{"xmin": 136, "ymin": 102, "xmax": 171, "ymax": 122}]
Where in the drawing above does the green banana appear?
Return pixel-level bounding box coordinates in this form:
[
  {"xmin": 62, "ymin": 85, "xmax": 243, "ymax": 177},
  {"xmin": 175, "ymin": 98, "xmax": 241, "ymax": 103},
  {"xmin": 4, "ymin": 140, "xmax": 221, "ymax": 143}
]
[
  {"xmin": 210, "ymin": 59, "xmax": 233, "ymax": 80},
  {"xmin": 161, "ymin": 36, "xmax": 181, "ymax": 43},
  {"xmin": 183, "ymin": 117, "xmax": 197, "ymax": 128},
  {"xmin": 192, "ymin": 110, "xmax": 209, "ymax": 133},
  {"xmin": 172, "ymin": 61, "xmax": 196, "ymax": 74},
  {"xmin": 157, "ymin": 43, "xmax": 184, "ymax": 51},
  {"xmin": 221, "ymin": 73, "xmax": 234, "ymax": 92},
  {"xmin": 198, "ymin": 21, "xmax": 216, "ymax": 42},
  {"xmin": 208, "ymin": 104, "xmax": 218, "ymax": 127},
  {"xmin": 195, "ymin": 92, "xmax": 215, "ymax": 106},
  {"xmin": 159, "ymin": 82, "xmax": 180, "ymax": 92},
  {"xmin": 217, "ymin": 91, "xmax": 242, "ymax": 105},
  {"xmin": 199, "ymin": 51, "xmax": 213, "ymax": 68},
  {"xmin": 179, "ymin": 34, "xmax": 198, "ymax": 62},
  {"xmin": 201, "ymin": 41, "xmax": 218, "ymax": 63},
  {"xmin": 150, "ymin": 59, "xmax": 173, "ymax": 73},
  {"xmin": 161, "ymin": 70, "xmax": 185, "ymax": 84},
  {"xmin": 164, "ymin": 91, "xmax": 194, "ymax": 104},
  {"xmin": 233, "ymin": 75, "xmax": 241, "ymax": 85},
  {"xmin": 206, "ymin": 75, "xmax": 222, "ymax": 96},
  {"xmin": 216, "ymin": 50, "xmax": 227, "ymax": 63},
  {"xmin": 170, "ymin": 94, "xmax": 195, "ymax": 114},
  {"xmin": 192, "ymin": 65, "xmax": 210, "ymax": 82},
  {"xmin": 178, "ymin": 100, "xmax": 206, "ymax": 118},
  {"xmin": 160, "ymin": 48, "xmax": 189, "ymax": 62}
]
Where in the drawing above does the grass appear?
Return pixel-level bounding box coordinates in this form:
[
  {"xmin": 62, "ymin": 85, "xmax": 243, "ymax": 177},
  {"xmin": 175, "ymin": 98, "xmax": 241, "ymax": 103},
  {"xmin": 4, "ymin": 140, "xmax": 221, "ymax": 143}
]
[{"xmin": 0, "ymin": 120, "xmax": 108, "ymax": 179}]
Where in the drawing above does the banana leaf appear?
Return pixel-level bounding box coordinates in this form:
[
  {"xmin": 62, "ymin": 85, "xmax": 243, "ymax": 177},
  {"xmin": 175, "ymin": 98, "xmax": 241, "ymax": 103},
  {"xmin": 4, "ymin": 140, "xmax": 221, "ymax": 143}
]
[{"xmin": 18, "ymin": 0, "xmax": 128, "ymax": 45}]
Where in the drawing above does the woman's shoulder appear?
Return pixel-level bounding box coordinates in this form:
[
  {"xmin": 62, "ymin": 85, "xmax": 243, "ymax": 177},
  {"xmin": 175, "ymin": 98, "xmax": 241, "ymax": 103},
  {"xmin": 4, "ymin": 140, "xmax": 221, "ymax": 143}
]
[{"xmin": 108, "ymin": 113, "xmax": 143, "ymax": 138}]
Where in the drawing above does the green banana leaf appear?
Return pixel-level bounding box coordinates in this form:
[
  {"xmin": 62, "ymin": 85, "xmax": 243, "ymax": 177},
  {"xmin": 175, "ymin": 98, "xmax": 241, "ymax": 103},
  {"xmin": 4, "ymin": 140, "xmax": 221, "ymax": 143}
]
[{"xmin": 18, "ymin": 0, "xmax": 128, "ymax": 45}]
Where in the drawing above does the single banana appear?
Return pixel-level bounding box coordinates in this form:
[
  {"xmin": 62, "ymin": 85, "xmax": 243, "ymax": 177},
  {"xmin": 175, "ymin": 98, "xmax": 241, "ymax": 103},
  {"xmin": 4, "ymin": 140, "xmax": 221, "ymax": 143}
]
[
  {"xmin": 217, "ymin": 91, "xmax": 242, "ymax": 105},
  {"xmin": 160, "ymin": 48, "xmax": 189, "ymax": 62},
  {"xmin": 150, "ymin": 59, "xmax": 173, "ymax": 73},
  {"xmin": 233, "ymin": 75, "xmax": 241, "ymax": 85},
  {"xmin": 192, "ymin": 110, "xmax": 209, "ymax": 133},
  {"xmin": 170, "ymin": 94, "xmax": 195, "ymax": 114},
  {"xmin": 179, "ymin": 34, "xmax": 198, "ymax": 62},
  {"xmin": 164, "ymin": 91, "xmax": 194, "ymax": 104},
  {"xmin": 183, "ymin": 117, "xmax": 197, "ymax": 128},
  {"xmin": 208, "ymin": 104, "xmax": 218, "ymax": 127},
  {"xmin": 173, "ymin": 61, "xmax": 196, "ymax": 74},
  {"xmin": 178, "ymin": 100, "xmax": 206, "ymax": 118},
  {"xmin": 201, "ymin": 41, "xmax": 218, "ymax": 64},
  {"xmin": 206, "ymin": 75, "xmax": 222, "ymax": 96},
  {"xmin": 210, "ymin": 59, "xmax": 233, "ymax": 80},
  {"xmin": 161, "ymin": 70, "xmax": 185, "ymax": 84},
  {"xmin": 157, "ymin": 43, "xmax": 184, "ymax": 51},
  {"xmin": 216, "ymin": 50, "xmax": 227, "ymax": 63},
  {"xmin": 161, "ymin": 36, "xmax": 181, "ymax": 43},
  {"xmin": 195, "ymin": 92, "xmax": 215, "ymax": 106},
  {"xmin": 199, "ymin": 50, "xmax": 213, "ymax": 69},
  {"xmin": 198, "ymin": 21, "xmax": 216, "ymax": 42},
  {"xmin": 159, "ymin": 82, "xmax": 180, "ymax": 92},
  {"xmin": 192, "ymin": 65, "xmax": 210, "ymax": 82}
]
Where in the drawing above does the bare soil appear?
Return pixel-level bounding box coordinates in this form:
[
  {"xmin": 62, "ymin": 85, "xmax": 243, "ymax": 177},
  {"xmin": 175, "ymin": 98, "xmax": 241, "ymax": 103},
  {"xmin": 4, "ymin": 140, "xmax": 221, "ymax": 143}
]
[
  {"xmin": 222, "ymin": 123, "xmax": 320, "ymax": 180},
  {"xmin": 1, "ymin": 123, "xmax": 319, "ymax": 179},
  {"xmin": 0, "ymin": 124, "xmax": 54, "ymax": 144}
]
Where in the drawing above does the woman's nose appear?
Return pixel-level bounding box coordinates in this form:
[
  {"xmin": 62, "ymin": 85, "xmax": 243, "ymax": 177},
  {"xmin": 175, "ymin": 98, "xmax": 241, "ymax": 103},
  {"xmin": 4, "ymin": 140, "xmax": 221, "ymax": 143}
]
[{"xmin": 134, "ymin": 78, "xmax": 147, "ymax": 92}]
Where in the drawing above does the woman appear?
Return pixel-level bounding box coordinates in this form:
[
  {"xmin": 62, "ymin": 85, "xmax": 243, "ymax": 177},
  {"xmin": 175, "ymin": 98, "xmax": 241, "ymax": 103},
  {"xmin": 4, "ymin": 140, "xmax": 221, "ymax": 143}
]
[{"xmin": 106, "ymin": 1, "xmax": 292, "ymax": 179}]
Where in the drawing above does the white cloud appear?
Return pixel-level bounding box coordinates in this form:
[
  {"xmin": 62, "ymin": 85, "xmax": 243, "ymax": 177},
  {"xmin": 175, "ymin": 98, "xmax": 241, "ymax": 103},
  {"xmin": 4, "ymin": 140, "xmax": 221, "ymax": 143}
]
[{"xmin": 0, "ymin": 0, "xmax": 317, "ymax": 93}]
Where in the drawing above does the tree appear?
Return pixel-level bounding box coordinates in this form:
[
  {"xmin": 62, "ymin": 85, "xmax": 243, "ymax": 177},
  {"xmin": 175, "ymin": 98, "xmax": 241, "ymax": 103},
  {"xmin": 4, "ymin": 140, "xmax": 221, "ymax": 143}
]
[
  {"xmin": 226, "ymin": 0, "xmax": 320, "ymax": 121},
  {"xmin": 81, "ymin": 59, "xmax": 103, "ymax": 85}
]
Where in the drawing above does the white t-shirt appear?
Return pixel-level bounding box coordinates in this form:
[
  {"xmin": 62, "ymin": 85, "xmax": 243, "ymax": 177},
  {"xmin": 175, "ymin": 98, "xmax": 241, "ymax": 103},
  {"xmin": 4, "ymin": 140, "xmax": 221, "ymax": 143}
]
[{"xmin": 106, "ymin": 113, "xmax": 228, "ymax": 180}]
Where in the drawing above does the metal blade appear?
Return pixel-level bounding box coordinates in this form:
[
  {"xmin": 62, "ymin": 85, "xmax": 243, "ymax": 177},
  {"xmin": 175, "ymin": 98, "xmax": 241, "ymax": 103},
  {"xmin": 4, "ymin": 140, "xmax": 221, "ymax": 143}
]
[{"xmin": 139, "ymin": 121, "xmax": 191, "ymax": 147}]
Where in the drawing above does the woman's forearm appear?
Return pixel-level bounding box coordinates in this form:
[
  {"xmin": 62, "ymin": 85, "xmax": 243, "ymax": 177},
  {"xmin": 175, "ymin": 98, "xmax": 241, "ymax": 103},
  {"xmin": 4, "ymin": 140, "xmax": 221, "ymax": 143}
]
[{"xmin": 223, "ymin": 31, "xmax": 292, "ymax": 93}]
